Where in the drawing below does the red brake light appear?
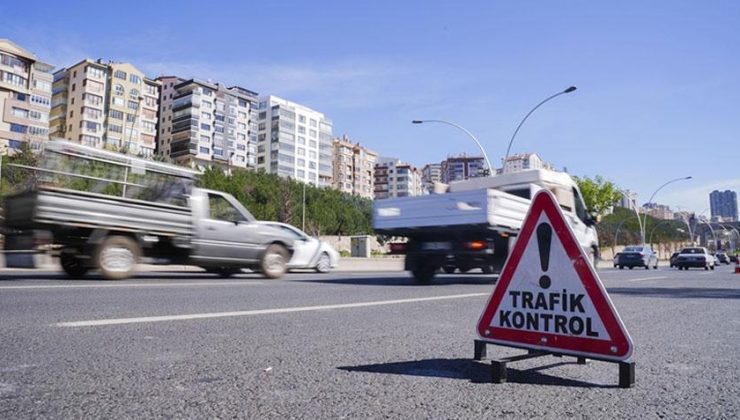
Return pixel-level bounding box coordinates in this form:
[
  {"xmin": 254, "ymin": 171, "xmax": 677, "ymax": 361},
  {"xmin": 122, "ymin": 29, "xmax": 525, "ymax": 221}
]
[{"xmin": 466, "ymin": 240, "xmax": 487, "ymax": 251}]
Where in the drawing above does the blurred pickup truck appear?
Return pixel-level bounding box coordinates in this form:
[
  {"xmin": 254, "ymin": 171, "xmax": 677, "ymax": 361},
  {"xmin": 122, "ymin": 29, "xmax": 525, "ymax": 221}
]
[
  {"xmin": 373, "ymin": 168, "xmax": 600, "ymax": 283},
  {"xmin": 3, "ymin": 140, "xmax": 294, "ymax": 280}
]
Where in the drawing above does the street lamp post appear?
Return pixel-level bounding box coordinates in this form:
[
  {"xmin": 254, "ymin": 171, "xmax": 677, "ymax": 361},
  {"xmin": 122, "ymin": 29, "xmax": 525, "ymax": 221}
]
[
  {"xmin": 503, "ymin": 86, "xmax": 577, "ymax": 165},
  {"xmin": 640, "ymin": 176, "xmax": 692, "ymax": 244},
  {"xmin": 411, "ymin": 120, "xmax": 492, "ymax": 176}
]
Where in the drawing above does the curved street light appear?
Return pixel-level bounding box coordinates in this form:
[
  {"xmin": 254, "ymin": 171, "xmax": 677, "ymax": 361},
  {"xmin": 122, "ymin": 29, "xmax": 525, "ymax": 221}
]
[
  {"xmin": 412, "ymin": 120, "xmax": 492, "ymax": 175},
  {"xmin": 504, "ymin": 86, "xmax": 577, "ymax": 164},
  {"xmin": 640, "ymin": 176, "xmax": 692, "ymax": 244}
]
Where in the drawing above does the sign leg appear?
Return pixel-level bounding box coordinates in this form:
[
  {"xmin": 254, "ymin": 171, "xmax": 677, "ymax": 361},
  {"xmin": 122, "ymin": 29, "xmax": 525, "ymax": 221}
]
[
  {"xmin": 619, "ymin": 361, "xmax": 635, "ymax": 388},
  {"xmin": 474, "ymin": 340, "xmax": 487, "ymax": 361},
  {"xmin": 491, "ymin": 360, "xmax": 508, "ymax": 383}
]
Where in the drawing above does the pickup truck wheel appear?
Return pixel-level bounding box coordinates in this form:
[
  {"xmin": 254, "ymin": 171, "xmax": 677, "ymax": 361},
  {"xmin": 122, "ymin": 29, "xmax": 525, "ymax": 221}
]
[
  {"xmin": 260, "ymin": 244, "xmax": 288, "ymax": 279},
  {"xmin": 442, "ymin": 265, "xmax": 456, "ymax": 274},
  {"xmin": 97, "ymin": 236, "xmax": 140, "ymax": 280},
  {"xmin": 411, "ymin": 265, "xmax": 435, "ymax": 283},
  {"xmin": 60, "ymin": 253, "xmax": 88, "ymax": 278}
]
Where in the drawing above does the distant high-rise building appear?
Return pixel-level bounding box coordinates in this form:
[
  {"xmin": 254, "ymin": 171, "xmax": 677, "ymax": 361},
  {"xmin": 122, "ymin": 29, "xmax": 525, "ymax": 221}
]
[
  {"xmin": 374, "ymin": 157, "xmax": 424, "ymax": 200},
  {"xmin": 157, "ymin": 76, "xmax": 258, "ymax": 169},
  {"xmin": 710, "ymin": 190, "xmax": 738, "ymax": 222},
  {"xmin": 441, "ymin": 155, "xmax": 486, "ymax": 183},
  {"xmin": 421, "ymin": 163, "xmax": 442, "ymax": 192},
  {"xmin": 50, "ymin": 59, "xmax": 160, "ymax": 156},
  {"xmin": 332, "ymin": 135, "xmax": 377, "ymax": 199},
  {"xmin": 0, "ymin": 39, "xmax": 53, "ymax": 152},
  {"xmin": 501, "ymin": 152, "xmax": 552, "ymax": 173},
  {"xmin": 256, "ymin": 96, "xmax": 333, "ymax": 186},
  {"xmin": 616, "ymin": 189, "xmax": 639, "ymax": 209}
]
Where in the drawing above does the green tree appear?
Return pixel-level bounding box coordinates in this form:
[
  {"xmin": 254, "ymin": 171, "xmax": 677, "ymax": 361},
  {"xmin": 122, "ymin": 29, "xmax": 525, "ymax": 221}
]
[{"xmin": 574, "ymin": 175, "xmax": 622, "ymax": 216}]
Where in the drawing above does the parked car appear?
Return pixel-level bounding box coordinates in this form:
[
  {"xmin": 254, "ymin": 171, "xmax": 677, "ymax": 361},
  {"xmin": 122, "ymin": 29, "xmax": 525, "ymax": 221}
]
[
  {"xmin": 256, "ymin": 222, "xmax": 339, "ymax": 273},
  {"xmin": 669, "ymin": 252, "xmax": 680, "ymax": 268},
  {"xmin": 674, "ymin": 247, "xmax": 715, "ymax": 271},
  {"xmin": 715, "ymin": 252, "xmax": 730, "ymax": 265},
  {"xmin": 730, "ymin": 254, "xmax": 739, "ymax": 264},
  {"xmin": 617, "ymin": 246, "xmax": 658, "ymax": 270},
  {"xmin": 613, "ymin": 252, "xmax": 622, "ymax": 268}
]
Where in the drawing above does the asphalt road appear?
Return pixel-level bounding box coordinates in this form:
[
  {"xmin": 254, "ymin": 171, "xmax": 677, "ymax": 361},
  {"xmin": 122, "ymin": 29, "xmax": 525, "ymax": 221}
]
[{"xmin": 1, "ymin": 265, "xmax": 739, "ymax": 419}]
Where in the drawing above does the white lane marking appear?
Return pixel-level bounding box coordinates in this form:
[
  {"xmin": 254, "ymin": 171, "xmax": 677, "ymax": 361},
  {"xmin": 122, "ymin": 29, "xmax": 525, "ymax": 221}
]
[
  {"xmin": 627, "ymin": 276, "xmax": 667, "ymax": 282},
  {"xmin": 0, "ymin": 281, "xmax": 263, "ymax": 290},
  {"xmin": 55, "ymin": 292, "xmax": 489, "ymax": 327}
]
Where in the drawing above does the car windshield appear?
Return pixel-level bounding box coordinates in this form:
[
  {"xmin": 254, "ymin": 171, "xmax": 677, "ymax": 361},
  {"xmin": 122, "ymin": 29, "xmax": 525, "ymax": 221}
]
[
  {"xmin": 680, "ymin": 248, "xmax": 704, "ymax": 254},
  {"xmin": 624, "ymin": 246, "xmax": 643, "ymax": 252}
]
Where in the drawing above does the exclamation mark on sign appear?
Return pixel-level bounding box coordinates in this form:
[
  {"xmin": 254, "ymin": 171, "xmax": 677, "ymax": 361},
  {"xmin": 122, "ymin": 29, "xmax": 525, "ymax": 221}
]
[{"xmin": 536, "ymin": 223, "xmax": 552, "ymax": 289}]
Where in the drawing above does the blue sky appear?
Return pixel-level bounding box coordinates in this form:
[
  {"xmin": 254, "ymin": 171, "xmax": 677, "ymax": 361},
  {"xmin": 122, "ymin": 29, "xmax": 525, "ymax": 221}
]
[{"xmin": 3, "ymin": 0, "xmax": 739, "ymax": 213}]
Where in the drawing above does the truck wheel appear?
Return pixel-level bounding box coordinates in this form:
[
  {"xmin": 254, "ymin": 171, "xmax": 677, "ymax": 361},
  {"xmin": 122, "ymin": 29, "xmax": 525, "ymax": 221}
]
[
  {"xmin": 442, "ymin": 265, "xmax": 456, "ymax": 274},
  {"xmin": 60, "ymin": 253, "xmax": 88, "ymax": 278},
  {"xmin": 482, "ymin": 265, "xmax": 495, "ymax": 274},
  {"xmin": 96, "ymin": 236, "xmax": 140, "ymax": 280},
  {"xmin": 411, "ymin": 265, "xmax": 435, "ymax": 283},
  {"xmin": 260, "ymin": 244, "xmax": 288, "ymax": 279}
]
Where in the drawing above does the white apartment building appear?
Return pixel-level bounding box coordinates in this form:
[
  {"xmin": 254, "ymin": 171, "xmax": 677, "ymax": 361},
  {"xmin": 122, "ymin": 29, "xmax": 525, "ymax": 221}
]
[
  {"xmin": 157, "ymin": 76, "xmax": 258, "ymax": 169},
  {"xmin": 256, "ymin": 96, "xmax": 333, "ymax": 186},
  {"xmin": 617, "ymin": 189, "xmax": 639, "ymax": 209},
  {"xmin": 441, "ymin": 155, "xmax": 487, "ymax": 183},
  {"xmin": 421, "ymin": 162, "xmax": 442, "ymax": 193},
  {"xmin": 0, "ymin": 39, "xmax": 53, "ymax": 152},
  {"xmin": 50, "ymin": 59, "xmax": 159, "ymax": 156},
  {"xmin": 374, "ymin": 157, "xmax": 424, "ymax": 200},
  {"xmin": 332, "ymin": 135, "xmax": 377, "ymax": 199},
  {"xmin": 501, "ymin": 152, "xmax": 552, "ymax": 173}
]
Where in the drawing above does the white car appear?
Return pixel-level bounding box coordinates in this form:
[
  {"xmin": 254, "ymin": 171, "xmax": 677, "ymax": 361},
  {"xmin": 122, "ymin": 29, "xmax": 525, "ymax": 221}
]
[
  {"xmin": 674, "ymin": 247, "xmax": 715, "ymax": 271},
  {"xmin": 256, "ymin": 222, "xmax": 339, "ymax": 272}
]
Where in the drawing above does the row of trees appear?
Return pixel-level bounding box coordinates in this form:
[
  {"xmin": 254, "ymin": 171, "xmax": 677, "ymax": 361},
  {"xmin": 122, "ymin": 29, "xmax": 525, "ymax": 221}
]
[{"xmin": 199, "ymin": 168, "xmax": 373, "ymax": 236}]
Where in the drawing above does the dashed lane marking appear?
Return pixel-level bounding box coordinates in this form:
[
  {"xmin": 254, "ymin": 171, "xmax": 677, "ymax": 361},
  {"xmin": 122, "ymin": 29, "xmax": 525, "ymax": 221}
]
[
  {"xmin": 54, "ymin": 292, "xmax": 489, "ymax": 327},
  {"xmin": 627, "ymin": 276, "xmax": 667, "ymax": 282}
]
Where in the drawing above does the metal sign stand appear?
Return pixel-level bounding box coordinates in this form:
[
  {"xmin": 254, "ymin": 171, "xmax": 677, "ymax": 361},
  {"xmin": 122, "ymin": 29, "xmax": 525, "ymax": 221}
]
[{"xmin": 474, "ymin": 339, "xmax": 635, "ymax": 388}]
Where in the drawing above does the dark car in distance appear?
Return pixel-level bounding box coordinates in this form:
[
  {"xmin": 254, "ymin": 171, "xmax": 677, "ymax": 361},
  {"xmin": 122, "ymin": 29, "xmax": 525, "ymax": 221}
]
[{"xmin": 617, "ymin": 246, "xmax": 658, "ymax": 270}]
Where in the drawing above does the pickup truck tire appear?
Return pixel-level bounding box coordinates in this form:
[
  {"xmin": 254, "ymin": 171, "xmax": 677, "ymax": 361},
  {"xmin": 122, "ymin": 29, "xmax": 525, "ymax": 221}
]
[
  {"xmin": 411, "ymin": 265, "xmax": 435, "ymax": 283},
  {"xmin": 260, "ymin": 244, "xmax": 288, "ymax": 279},
  {"xmin": 96, "ymin": 235, "xmax": 140, "ymax": 280},
  {"xmin": 60, "ymin": 253, "xmax": 89, "ymax": 278}
]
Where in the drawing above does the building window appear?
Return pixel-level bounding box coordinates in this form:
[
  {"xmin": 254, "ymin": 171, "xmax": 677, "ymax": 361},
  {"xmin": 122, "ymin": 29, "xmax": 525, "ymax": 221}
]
[
  {"xmin": 108, "ymin": 124, "xmax": 123, "ymax": 133},
  {"xmin": 10, "ymin": 123, "xmax": 28, "ymax": 133},
  {"xmin": 33, "ymin": 79, "xmax": 52, "ymax": 91},
  {"xmin": 129, "ymin": 88, "xmax": 140, "ymax": 100},
  {"xmin": 297, "ymin": 126, "xmax": 306, "ymax": 134},
  {"xmin": 201, "ymin": 123, "xmax": 211, "ymax": 131},
  {"xmin": 199, "ymin": 146, "xmax": 210, "ymax": 154},
  {"xmin": 129, "ymin": 74, "xmax": 141, "ymax": 84},
  {"xmin": 114, "ymin": 70, "xmax": 126, "ymax": 80},
  {"xmin": 11, "ymin": 107, "xmax": 28, "ymax": 118},
  {"xmin": 3, "ymin": 72, "xmax": 27, "ymax": 87},
  {"xmin": 86, "ymin": 66, "xmax": 106, "ymax": 79},
  {"xmin": 127, "ymin": 100, "xmax": 139, "ymax": 110},
  {"xmin": 112, "ymin": 97, "xmax": 125, "ymax": 106},
  {"xmin": 30, "ymin": 95, "xmax": 50, "ymax": 106}
]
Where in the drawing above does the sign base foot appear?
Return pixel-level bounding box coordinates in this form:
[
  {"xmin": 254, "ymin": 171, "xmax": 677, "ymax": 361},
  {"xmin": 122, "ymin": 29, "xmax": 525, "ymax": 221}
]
[{"xmin": 474, "ymin": 340, "xmax": 635, "ymax": 388}]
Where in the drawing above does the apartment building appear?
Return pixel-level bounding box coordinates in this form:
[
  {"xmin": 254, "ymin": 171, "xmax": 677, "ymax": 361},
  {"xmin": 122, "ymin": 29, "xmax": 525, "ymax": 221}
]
[
  {"xmin": 157, "ymin": 76, "xmax": 258, "ymax": 169},
  {"xmin": 374, "ymin": 157, "xmax": 424, "ymax": 200},
  {"xmin": 642, "ymin": 202, "xmax": 674, "ymax": 220},
  {"xmin": 0, "ymin": 39, "xmax": 53, "ymax": 152},
  {"xmin": 616, "ymin": 189, "xmax": 639, "ymax": 209},
  {"xmin": 421, "ymin": 162, "xmax": 442, "ymax": 193},
  {"xmin": 50, "ymin": 59, "xmax": 159, "ymax": 156},
  {"xmin": 709, "ymin": 190, "xmax": 738, "ymax": 222},
  {"xmin": 441, "ymin": 155, "xmax": 487, "ymax": 183},
  {"xmin": 501, "ymin": 152, "xmax": 552, "ymax": 173},
  {"xmin": 256, "ymin": 96, "xmax": 333, "ymax": 186},
  {"xmin": 332, "ymin": 135, "xmax": 377, "ymax": 199}
]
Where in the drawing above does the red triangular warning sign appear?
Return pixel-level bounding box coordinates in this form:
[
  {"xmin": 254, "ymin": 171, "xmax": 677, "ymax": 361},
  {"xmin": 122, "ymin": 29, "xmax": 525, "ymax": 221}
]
[{"xmin": 477, "ymin": 189, "xmax": 634, "ymax": 361}]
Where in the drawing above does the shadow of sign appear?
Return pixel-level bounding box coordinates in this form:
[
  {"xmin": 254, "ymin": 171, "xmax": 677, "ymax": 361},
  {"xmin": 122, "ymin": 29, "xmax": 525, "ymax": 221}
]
[{"xmin": 338, "ymin": 358, "xmax": 615, "ymax": 388}]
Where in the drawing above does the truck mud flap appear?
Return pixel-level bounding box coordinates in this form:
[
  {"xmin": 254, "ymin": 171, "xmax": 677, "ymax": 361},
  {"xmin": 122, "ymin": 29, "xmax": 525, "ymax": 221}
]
[{"xmin": 3, "ymin": 234, "xmax": 41, "ymax": 268}]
